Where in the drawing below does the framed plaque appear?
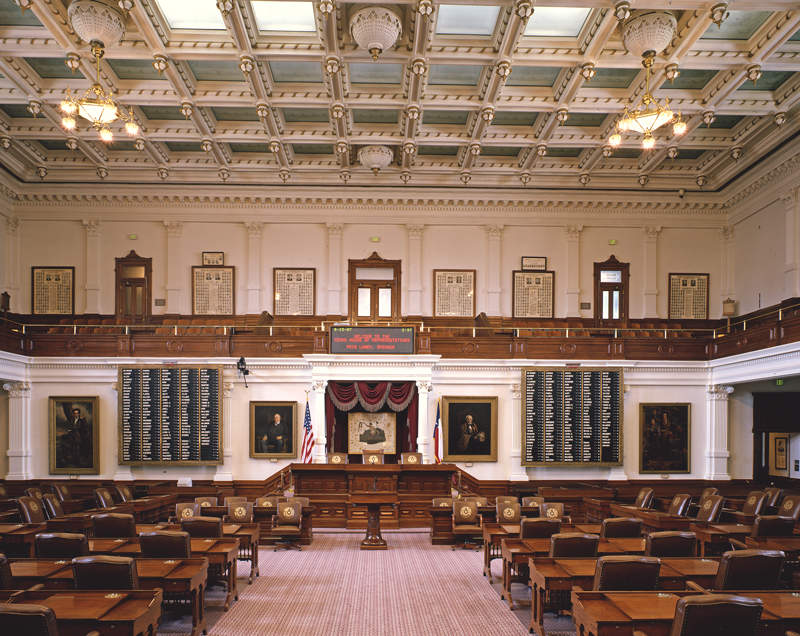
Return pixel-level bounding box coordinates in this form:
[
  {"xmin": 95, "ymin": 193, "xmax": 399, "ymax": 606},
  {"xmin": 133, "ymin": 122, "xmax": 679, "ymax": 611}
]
[
  {"xmin": 31, "ymin": 266, "xmax": 74, "ymax": 315},
  {"xmin": 273, "ymin": 268, "xmax": 315, "ymax": 316},
  {"xmin": 640, "ymin": 403, "xmax": 690, "ymax": 474},
  {"xmin": 775, "ymin": 436, "xmax": 788, "ymax": 471},
  {"xmin": 668, "ymin": 273, "xmax": 709, "ymax": 320},
  {"xmin": 49, "ymin": 396, "xmax": 99, "ymax": 474},
  {"xmin": 192, "ymin": 266, "xmax": 235, "ymax": 315},
  {"xmin": 433, "ymin": 269, "xmax": 476, "ymax": 317},
  {"xmin": 202, "ymin": 251, "xmax": 224, "ymax": 266},
  {"xmin": 521, "ymin": 256, "xmax": 547, "ymax": 271},
  {"xmin": 512, "ymin": 270, "xmax": 554, "ymax": 318}
]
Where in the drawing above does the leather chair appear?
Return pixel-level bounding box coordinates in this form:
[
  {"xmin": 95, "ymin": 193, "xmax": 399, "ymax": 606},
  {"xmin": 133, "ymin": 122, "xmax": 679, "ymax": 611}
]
[
  {"xmin": 633, "ymin": 488, "xmax": 655, "ymax": 509},
  {"xmin": 194, "ymin": 496, "xmax": 218, "ymax": 509},
  {"xmin": 713, "ymin": 549, "xmax": 785, "ymax": 590},
  {"xmin": 520, "ymin": 518, "xmax": 561, "ymax": 539},
  {"xmin": 51, "ymin": 483, "xmax": 71, "ymax": 503},
  {"xmin": 18, "ymin": 496, "xmax": 46, "ymax": 523},
  {"xmin": 522, "ymin": 496, "xmax": 544, "ymax": 509},
  {"xmin": 72, "ymin": 555, "xmax": 140, "ymax": 590},
  {"xmin": 35, "ymin": 532, "xmax": 89, "ymax": 558},
  {"xmin": 592, "ymin": 555, "xmax": 661, "ymax": 591},
  {"xmin": 432, "ymin": 497, "xmax": 453, "ymax": 508},
  {"xmin": 328, "ymin": 452, "xmax": 348, "ymax": 464},
  {"xmin": 92, "ymin": 513, "xmax": 136, "ymax": 538},
  {"xmin": 139, "ymin": 530, "xmax": 191, "ymax": 558},
  {"xmin": 286, "ymin": 497, "xmax": 310, "ymax": 508},
  {"xmin": 256, "ymin": 496, "xmax": 283, "ymax": 510},
  {"xmin": 451, "ymin": 501, "xmax": 482, "ymax": 550},
  {"xmin": 763, "ymin": 487, "xmax": 783, "ymax": 513},
  {"xmin": 700, "ymin": 487, "xmax": 719, "ymax": 500},
  {"xmin": 725, "ymin": 491, "xmax": 767, "ymax": 524},
  {"xmin": 362, "ymin": 450, "xmax": 384, "ymax": 465},
  {"xmin": 667, "ymin": 494, "xmax": 692, "ymax": 516},
  {"xmin": 94, "ymin": 488, "xmax": 116, "ymax": 509},
  {"xmin": 401, "ymin": 452, "xmax": 422, "ymax": 465},
  {"xmin": 778, "ymin": 495, "xmax": 800, "ymax": 520},
  {"xmin": 750, "ymin": 515, "xmax": 795, "ymax": 538},
  {"xmin": 176, "ymin": 502, "xmax": 201, "ymax": 522},
  {"xmin": 550, "ymin": 533, "xmax": 599, "ymax": 557},
  {"xmin": 496, "ymin": 502, "xmax": 521, "ymax": 524},
  {"xmin": 539, "ymin": 502, "xmax": 568, "ymax": 522},
  {"xmin": 495, "ymin": 496, "xmax": 518, "ymax": 507},
  {"xmin": 0, "ymin": 603, "xmax": 63, "ymax": 636},
  {"xmin": 601, "ymin": 517, "xmax": 643, "ymax": 539},
  {"xmin": 272, "ymin": 501, "xmax": 303, "ymax": 551},
  {"xmin": 181, "ymin": 516, "xmax": 223, "ymax": 538},
  {"xmin": 646, "ymin": 531, "xmax": 697, "ymax": 557},
  {"xmin": 464, "ymin": 496, "xmax": 489, "ymax": 506},
  {"xmin": 224, "ymin": 496, "xmax": 247, "ymax": 505},
  {"xmin": 42, "ymin": 494, "xmax": 64, "ymax": 520},
  {"xmin": 687, "ymin": 487, "xmax": 721, "ymax": 518},
  {"xmin": 226, "ymin": 502, "xmax": 254, "ymax": 523},
  {"xmin": 115, "ymin": 485, "xmax": 134, "ymax": 503},
  {"xmin": 660, "ymin": 594, "xmax": 763, "ymax": 636},
  {"xmin": 0, "ymin": 554, "xmax": 13, "ymax": 589},
  {"xmin": 694, "ymin": 494, "xmax": 723, "ymax": 523},
  {"xmin": 25, "ymin": 487, "xmax": 44, "ymax": 501}
]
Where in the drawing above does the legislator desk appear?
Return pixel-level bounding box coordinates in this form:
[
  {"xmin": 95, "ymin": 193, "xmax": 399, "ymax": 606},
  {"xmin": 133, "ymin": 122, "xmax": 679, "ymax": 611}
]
[
  {"xmin": 746, "ymin": 535, "xmax": 800, "ymax": 556},
  {"xmin": 189, "ymin": 503, "xmax": 313, "ymax": 546},
  {"xmin": 164, "ymin": 521, "xmax": 260, "ymax": 582},
  {"xmin": 529, "ymin": 557, "xmax": 719, "ymax": 636},
  {"xmin": 571, "ymin": 589, "xmax": 800, "ymax": 636},
  {"xmin": 9, "ymin": 557, "xmax": 207, "ymax": 636},
  {"xmin": 0, "ymin": 522, "xmax": 47, "ymax": 557},
  {"xmin": 0, "ymin": 588, "xmax": 163, "ymax": 636},
  {"xmin": 690, "ymin": 522, "xmax": 752, "ymax": 556},
  {"xmin": 608, "ymin": 506, "xmax": 694, "ymax": 532},
  {"xmin": 433, "ymin": 504, "xmax": 541, "ymax": 545},
  {"xmin": 291, "ymin": 463, "xmax": 457, "ymax": 530}
]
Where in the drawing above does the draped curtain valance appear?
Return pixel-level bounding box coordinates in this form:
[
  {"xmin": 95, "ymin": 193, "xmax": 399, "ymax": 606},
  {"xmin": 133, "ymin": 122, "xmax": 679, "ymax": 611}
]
[{"xmin": 326, "ymin": 382, "xmax": 416, "ymax": 413}]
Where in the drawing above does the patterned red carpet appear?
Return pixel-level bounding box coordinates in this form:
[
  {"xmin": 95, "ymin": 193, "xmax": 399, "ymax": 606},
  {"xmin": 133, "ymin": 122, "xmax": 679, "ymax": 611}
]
[{"xmin": 184, "ymin": 531, "xmax": 529, "ymax": 636}]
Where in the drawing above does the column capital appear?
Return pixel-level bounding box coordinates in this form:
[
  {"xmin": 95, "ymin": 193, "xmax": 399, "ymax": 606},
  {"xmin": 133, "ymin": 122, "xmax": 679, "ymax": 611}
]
[
  {"xmin": 406, "ymin": 224, "xmax": 425, "ymax": 239},
  {"xmin": 708, "ymin": 384, "xmax": 734, "ymax": 400},
  {"xmin": 721, "ymin": 225, "xmax": 734, "ymax": 241},
  {"xmin": 485, "ymin": 224, "xmax": 504, "ymax": 239},
  {"xmin": 2, "ymin": 381, "xmax": 30, "ymax": 397},
  {"xmin": 223, "ymin": 381, "xmax": 234, "ymax": 398},
  {"xmin": 643, "ymin": 225, "xmax": 662, "ymax": 239},
  {"xmin": 416, "ymin": 380, "xmax": 432, "ymax": 393},
  {"xmin": 781, "ymin": 189, "xmax": 798, "ymax": 212},
  {"xmin": 244, "ymin": 221, "xmax": 264, "ymax": 238},
  {"xmin": 5, "ymin": 215, "xmax": 19, "ymax": 235},
  {"xmin": 81, "ymin": 219, "xmax": 101, "ymax": 237},
  {"xmin": 564, "ymin": 224, "xmax": 583, "ymax": 239},
  {"xmin": 312, "ymin": 379, "xmax": 327, "ymax": 392},
  {"xmin": 326, "ymin": 223, "xmax": 343, "ymax": 237},
  {"xmin": 511, "ymin": 383, "xmax": 521, "ymax": 400},
  {"xmin": 163, "ymin": 220, "xmax": 183, "ymax": 237}
]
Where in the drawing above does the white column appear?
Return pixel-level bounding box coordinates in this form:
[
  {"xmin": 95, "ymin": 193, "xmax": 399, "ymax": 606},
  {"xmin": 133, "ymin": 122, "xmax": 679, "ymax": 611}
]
[
  {"xmin": 311, "ymin": 379, "xmax": 328, "ymax": 462},
  {"xmin": 721, "ymin": 225, "xmax": 736, "ymax": 306},
  {"xmin": 214, "ymin": 381, "xmax": 234, "ymax": 481},
  {"xmin": 244, "ymin": 222, "xmax": 264, "ymax": 314},
  {"xmin": 82, "ymin": 219, "xmax": 102, "ymax": 313},
  {"xmin": 406, "ymin": 225, "xmax": 424, "ymax": 316},
  {"xmin": 783, "ymin": 190, "xmax": 800, "ymax": 298},
  {"xmin": 4, "ymin": 217, "xmax": 19, "ymax": 311},
  {"xmin": 705, "ymin": 385, "xmax": 733, "ymax": 480},
  {"xmin": 565, "ymin": 225, "xmax": 583, "ymax": 316},
  {"xmin": 415, "ymin": 381, "xmax": 432, "ymax": 463},
  {"xmin": 3, "ymin": 381, "xmax": 31, "ymax": 479},
  {"xmin": 509, "ymin": 382, "xmax": 528, "ymax": 481},
  {"xmin": 326, "ymin": 224, "xmax": 343, "ymax": 316},
  {"xmin": 163, "ymin": 221, "xmax": 183, "ymax": 314},
  {"xmin": 485, "ymin": 225, "xmax": 503, "ymax": 315},
  {"xmin": 642, "ymin": 226, "xmax": 660, "ymax": 318}
]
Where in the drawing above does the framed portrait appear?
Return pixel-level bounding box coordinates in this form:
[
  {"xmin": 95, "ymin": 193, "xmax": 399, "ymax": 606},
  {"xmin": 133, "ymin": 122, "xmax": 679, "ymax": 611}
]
[
  {"xmin": 639, "ymin": 403, "xmax": 691, "ymax": 474},
  {"xmin": 512, "ymin": 270, "xmax": 555, "ymax": 318},
  {"xmin": 521, "ymin": 256, "xmax": 547, "ymax": 271},
  {"xmin": 202, "ymin": 251, "xmax": 225, "ymax": 266},
  {"xmin": 775, "ymin": 436, "xmax": 788, "ymax": 471},
  {"xmin": 250, "ymin": 401, "xmax": 297, "ymax": 459},
  {"xmin": 668, "ymin": 273, "xmax": 709, "ymax": 320},
  {"xmin": 192, "ymin": 266, "xmax": 235, "ymax": 315},
  {"xmin": 273, "ymin": 268, "xmax": 316, "ymax": 316},
  {"xmin": 32, "ymin": 266, "xmax": 74, "ymax": 315},
  {"xmin": 442, "ymin": 396, "xmax": 498, "ymax": 462},
  {"xmin": 433, "ymin": 269, "xmax": 476, "ymax": 317},
  {"xmin": 49, "ymin": 396, "xmax": 99, "ymax": 474},
  {"xmin": 347, "ymin": 412, "xmax": 397, "ymax": 454}
]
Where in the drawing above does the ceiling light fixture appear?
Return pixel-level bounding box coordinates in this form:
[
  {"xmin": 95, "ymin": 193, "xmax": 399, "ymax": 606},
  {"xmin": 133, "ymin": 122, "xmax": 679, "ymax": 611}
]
[
  {"xmin": 325, "ymin": 55, "xmax": 341, "ymax": 75},
  {"xmin": 411, "ymin": 58, "xmax": 427, "ymax": 76},
  {"xmin": 402, "ymin": 141, "xmax": 416, "ymax": 155},
  {"xmin": 216, "ymin": 0, "xmax": 234, "ymax": 16},
  {"xmin": 481, "ymin": 106, "xmax": 495, "ymax": 123},
  {"xmin": 96, "ymin": 166, "xmax": 108, "ymax": 179},
  {"xmin": 180, "ymin": 102, "xmax": 193, "ymax": 119},
  {"xmin": 496, "ymin": 60, "xmax": 512, "ymax": 79},
  {"xmin": 157, "ymin": 166, "xmax": 169, "ymax": 180},
  {"xmin": 358, "ymin": 144, "xmax": 393, "ymax": 174},
  {"xmin": 516, "ymin": 0, "xmax": 534, "ymax": 19},
  {"xmin": 406, "ymin": 104, "xmax": 420, "ymax": 120},
  {"xmin": 134, "ymin": 138, "xmax": 145, "ymax": 151},
  {"xmin": 36, "ymin": 166, "xmax": 47, "ymax": 180},
  {"xmin": 201, "ymin": 140, "xmax": 213, "ymax": 152},
  {"xmin": 27, "ymin": 99, "xmax": 41, "ymax": 117},
  {"xmin": 279, "ymin": 169, "xmax": 290, "ymax": 183},
  {"xmin": 336, "ymin": 139, "xmax": 348, "ymax": 154},
  {"xmin": 350, "ymin": 7, "xmax": 402, "ymax": 61},
  {"xmin": 239, "ymin": 55, "xmax": 255, "ymax": 74},
  {"xmin": 269, "ymin": 140, "xmax": 282, "ymax": 154},
  {"xmin": 339, "ymin": 170, "xmax": 351, "ymax": 183},
  {"xmin": 66, "ymin": 137, "xmax": 79, "ymax": 151}
]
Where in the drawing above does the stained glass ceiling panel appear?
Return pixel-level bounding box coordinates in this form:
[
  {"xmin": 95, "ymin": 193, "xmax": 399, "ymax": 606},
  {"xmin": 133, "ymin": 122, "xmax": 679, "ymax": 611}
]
[{"xmin": 251, "ymin": 1, "xmax": 316, "ymax": 32}]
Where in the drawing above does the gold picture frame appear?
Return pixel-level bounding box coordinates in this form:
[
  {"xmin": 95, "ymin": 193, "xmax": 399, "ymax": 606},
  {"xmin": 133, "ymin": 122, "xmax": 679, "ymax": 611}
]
[
  {"xmin": 442, "ymin": 396, "xmax": 498, "ymax": 462},
  {"xmin": 250, "ymin": 401, "xmax": 298, "ymax": 459},
  {"xmin": 639, "ymin": 403, "xmax": 691, "ymax": 474},
  {"xmin": 49, "ymin": 396, "xmax": 99, "ymax": 474}
]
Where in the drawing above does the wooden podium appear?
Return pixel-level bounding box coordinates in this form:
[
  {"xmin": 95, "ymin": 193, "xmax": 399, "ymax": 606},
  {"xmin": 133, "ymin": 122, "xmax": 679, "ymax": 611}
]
[{"xmin": 347, "ymin": 467, "xmax": 399, "ymax": 550}]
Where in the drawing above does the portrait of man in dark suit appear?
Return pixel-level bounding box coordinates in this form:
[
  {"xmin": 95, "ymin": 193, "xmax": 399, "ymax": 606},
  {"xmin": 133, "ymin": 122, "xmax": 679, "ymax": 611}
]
[
  {"xmin": 250, "ymin": 402, "xmax": 297, "ymax": 458},
  {"xmin": 50, "ymin": 397, "xmax": 98, "ymax": 474}
]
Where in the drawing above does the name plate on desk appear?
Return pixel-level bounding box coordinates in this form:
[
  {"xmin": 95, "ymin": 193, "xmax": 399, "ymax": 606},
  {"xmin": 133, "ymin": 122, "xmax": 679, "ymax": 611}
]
[{"xmin": 330, "ymin": 326, "xmax": 414, "ymax": 354}]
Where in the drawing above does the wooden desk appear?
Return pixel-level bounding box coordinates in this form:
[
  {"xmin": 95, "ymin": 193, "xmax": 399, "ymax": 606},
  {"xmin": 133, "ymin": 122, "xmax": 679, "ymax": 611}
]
[
  {"xmin": 745, "ymin": 536, "xmax": 800, "ymax": 556},
  {"xmin": 10, "ymin": 557, "xmax": 208, "ymax": 636},
  {"xmin": 529, "ymin": 557, "xmax": 719, "ymax": 636},
  {"xmin": 690, "ymin": 522, "xmax": 752, "ymax": 556},
  {"xmin": 611, "ymin": 507, "xmax": 694, "ymax": 533},
  {"xmin": 432, "ymin": 505, "xmax": 542, "ymax": 544},
  {"xmin": 0, "ymin": 588, "xmax": 162, "ymax": 636},
  {"xmin": 192, "ymin": 504, "xmax": 313, "ymax": 546},
  {"xmin": 0, "ymin": 522, "xmax": 47, "ymax": 557}
]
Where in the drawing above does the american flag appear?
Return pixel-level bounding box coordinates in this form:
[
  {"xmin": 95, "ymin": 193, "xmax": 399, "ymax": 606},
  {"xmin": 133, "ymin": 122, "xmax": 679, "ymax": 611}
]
[
  {"xmin": 433, "ymin": 400, "xmax": 441, "ymax": 464},
  {"xmin": 300, "ymin": 399, "xmax": 314, "ymax": 463}
]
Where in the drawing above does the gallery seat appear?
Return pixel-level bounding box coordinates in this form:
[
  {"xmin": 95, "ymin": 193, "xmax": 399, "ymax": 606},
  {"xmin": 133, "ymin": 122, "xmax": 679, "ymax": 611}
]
[
  {"xmin": 225, "ymin": 496, "xmax": 247, "ymax": 505},
  {"xmin": 25, "ymin": 487, "xmax": 44, "ymax": 502},
  {"xmin": 645, "ymin": 531, "xmax": 696, "ymax": 557},
  {"xmin": 115, "ymin": 485, "xmax": 134, "ymax": 503},
  {"xmin": 35, "ymin": 532, "xmax": 89, "ymax": 558},
  {"xmin": 723, "ymin": 491, "xmax": 767, "ymax": 524},
  {"xmin": 522, "ymin": 496, "xmax": 544, "ymax": 510},
  {"xmin": 255, "ymin": 496, "xmax": 282, "ymax": 510},
  {"xmin": 139, "ymin": 530, "xmax": 191, "ymax": 559},
  {"xmin": 495, "ymin": 496, "xmax": 518, "ymax": 507},
  {"xmin": 539, "ymin": 502, "xmax": 569, "ymax": 522}
]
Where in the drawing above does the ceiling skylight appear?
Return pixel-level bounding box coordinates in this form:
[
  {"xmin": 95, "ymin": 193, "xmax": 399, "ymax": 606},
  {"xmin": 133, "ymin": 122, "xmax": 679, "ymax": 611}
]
[
  {"xmin": 251, "ymin": 1, "xmax": 316, "ymax": 32},
  {"xmin": 155, "ymin": 0, "xmax": 226, "ymax": 30},
  {"xmin": 435, "ymin": 5, "xmax": 500, "ymax": 36},
  {"xmin": 524, "ymin": 7, "xmax": 591, "ymax": 37}
]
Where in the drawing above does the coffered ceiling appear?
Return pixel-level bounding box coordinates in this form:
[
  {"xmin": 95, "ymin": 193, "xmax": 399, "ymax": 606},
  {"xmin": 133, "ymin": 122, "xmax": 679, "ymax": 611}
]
[{"xmin": 0, "ymin": 0, "xmax": 798, "ymax": 192}]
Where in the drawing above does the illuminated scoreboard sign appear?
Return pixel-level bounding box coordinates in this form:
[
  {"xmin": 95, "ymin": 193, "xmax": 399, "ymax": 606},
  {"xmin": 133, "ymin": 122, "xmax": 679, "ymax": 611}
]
[{"xmin": 330, "ymin": 326, "xmax": 415, "ymax": 354}]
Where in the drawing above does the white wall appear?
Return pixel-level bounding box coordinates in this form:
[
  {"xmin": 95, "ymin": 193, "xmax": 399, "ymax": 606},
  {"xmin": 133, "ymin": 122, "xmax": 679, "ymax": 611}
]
[{"xmin": 0, "ymin": 388, "xmax": 8, "ymax": 478}]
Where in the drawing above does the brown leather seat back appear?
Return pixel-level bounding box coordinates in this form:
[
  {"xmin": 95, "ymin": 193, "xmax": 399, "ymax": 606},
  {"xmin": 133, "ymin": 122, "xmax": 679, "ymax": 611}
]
[
  {"xmin": 495, "ymin": 496, "xmax": 518, "ymax": 507},
  {"xmin": 751, "ymin": 515, "xmax": 795, "ymax": 538},
  {"xmin": 52, "ymin": 483, "xmax": 70, "ymax": 502},
  {"xmin": 779, "ymin": 496, "xmax": 800, "ymax": 520},
  {"xmin": 0, "ymin": 554, "xmax": 12, "ymax": 589},
  {"xmin": 669, "ymin": 594, "xmax": 762, "ymax": 636},
  {"xmin": 695, "ymin": 495, "xmax": 723, "ymax": 523},
  {"xmin": 634, "ymin": 488, "xmax": 654, "ymax": 509},
  {"xmin": 714, "ymin": 549, "xmax": 785, "ymax": 590},
  {"xmin": 176, "ymin": 503, "xmax": 201, "ymax": 521},
  {"xmin": 42, "ymin": 494, "xmax": 64, "ymax": 519},
  {"xmin": 362, "ymin": 450, "xmax": 384, "ymax": 465},
  {"xmin": 763, "ymin": 487, "xmax": 783, "ymax": 509},
  {"xmin": 194, "ymin": 496, "xmax": 218, "ymax": 509},
  {"xmin": 94, "ymin": 488, "xmax": 115, "ymax": 508},
  {"xmin": 274, "ymin": 502, "xmax": 302, "ymax": 529},
  {"xmin": 328, "ymin": 453, "xmax": 348, "ymax": 464},
  {"xmin": 401, "ymin": 452, "xmax": 422, "ymax": 465},
  {"xmin": 225, "ymin": 496, "xmax": 247, "ymax": 505},
  {"xmin": 287, "ymin": 497, "xmax": 310, "ymax": 508},
  {"xmin": 550, "ymin": 533, "xmax": 599, "ymax": 557},
  {"xmin": 18, "ymin": 496, "xmax": 46, "ymax": 523},
  {"xmin": 256, "ymin": 496, "xmax": 283, "ymax": 510},
  {"xmin": 25, "ymin": 487, "xmax": 44, "ymax": 501},
  {"xmin": 72, "ymin": 555, "xmax": 139, "ymax": 590},
  {"xmin": 540, "ymin": 502, "xmax": 565, "ymax": 520},
  {"xmin": 92, "ymin": 513, "xmax": 136, "ymax": 538},
  {"xmin": 700, "ymin": 487, "xmax": 719, "ymax": 500},
  {"xmin": 452, "ymin": 501, "xmax": 480, "ymax": 529},
  {"xmin": 520, "ymin": 518, "xmax": 561, "ymax": 539},
  {"xmin": 496, "ymin": 502, "xmax": 521, "ymax": 524},
  {"xmin": 139, "ymin": 530, "xmax": 191, "ymax": 559},
  {"xmin": 522, "ymin": 496, "xmax": 544, "ymax": 509},
  {"xmin": 115, "ymin": 485, "xmax": 133, "ymax": 502},
  {"xmin": 181, "ymin": 515, "xmax": 223, "ymax": 538},
  {"xmin": 667, "ymin": 494, "xmax": 691, "ymax": 516},
  {"xmin": 601, "ymin": 517, "xmax": 643, "ymax": 539},
  {"xmin": 228, "ymin": 502, "xmax": 254, "ymax": 523},
  {"xmin": 741, "ymin": 491, "xmax": 767, "ymax": 516},
  {"xmin": 646, "ymin": 531, "xmax": 696, "ymax": 557},
  {"xmin": 432, "ymin": 497, "xmax": 453, "ymax": 508},
  {"xmin": 592, "ymin": 555, "xmax": 661, "ymax": 591},
  {"xmin": 464, "ymin": 496, "xmax": 489, "ymax": 506},
  {"xmin": 35, "ymin": 532, "xmax": 89, "ymax": 558},
  {"xmin": 0, "ymin": 603, "xmax": 58, "ymax": 636}
]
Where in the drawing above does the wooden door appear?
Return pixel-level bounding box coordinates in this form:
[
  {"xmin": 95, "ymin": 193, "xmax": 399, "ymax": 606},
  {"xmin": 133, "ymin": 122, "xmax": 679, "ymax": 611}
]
[{"xmin": 115, "ymin": 251, "xmax": 152, "ymax": 323}]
